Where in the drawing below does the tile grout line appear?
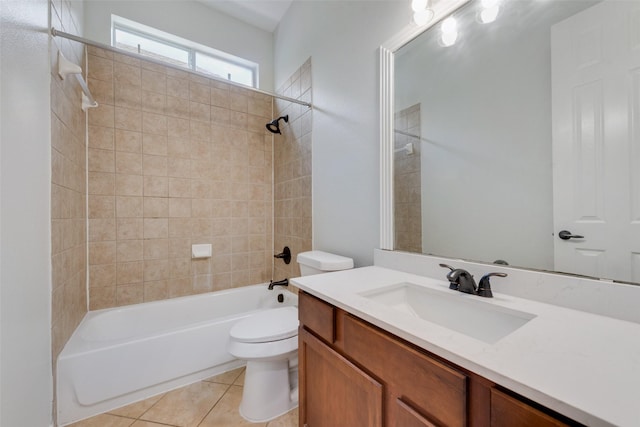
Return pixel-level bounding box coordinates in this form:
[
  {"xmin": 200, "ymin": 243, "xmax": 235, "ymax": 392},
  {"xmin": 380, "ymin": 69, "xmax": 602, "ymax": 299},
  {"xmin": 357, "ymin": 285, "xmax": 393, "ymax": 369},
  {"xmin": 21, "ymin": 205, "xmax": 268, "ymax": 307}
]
[{"xmin": 195, "ymin": 380, "xmax": 236, "ymax": 427}]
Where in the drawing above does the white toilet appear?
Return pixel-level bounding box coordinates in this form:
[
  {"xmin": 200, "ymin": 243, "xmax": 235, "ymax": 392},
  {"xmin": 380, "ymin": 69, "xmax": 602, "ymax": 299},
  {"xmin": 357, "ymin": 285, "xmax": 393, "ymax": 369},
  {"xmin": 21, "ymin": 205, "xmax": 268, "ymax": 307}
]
[{"xmin": 227, "ymin": 250, "xmax": 354, "ymax": 422}]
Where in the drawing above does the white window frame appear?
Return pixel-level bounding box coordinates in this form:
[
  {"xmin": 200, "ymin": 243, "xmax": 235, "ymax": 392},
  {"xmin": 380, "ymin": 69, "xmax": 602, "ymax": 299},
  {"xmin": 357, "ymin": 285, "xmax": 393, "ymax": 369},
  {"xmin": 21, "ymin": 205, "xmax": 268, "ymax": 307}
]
[{"xmin": 111, "ymin": 16, "xmax": 259, "ymax": 88}]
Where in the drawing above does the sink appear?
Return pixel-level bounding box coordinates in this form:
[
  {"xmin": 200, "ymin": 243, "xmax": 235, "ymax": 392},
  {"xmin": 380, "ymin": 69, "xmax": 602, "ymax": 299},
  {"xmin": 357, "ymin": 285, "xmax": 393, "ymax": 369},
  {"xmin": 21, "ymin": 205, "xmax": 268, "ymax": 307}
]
[{"xmin": 360, "ymin": 283, "xmax": 536, "ymax": 344}]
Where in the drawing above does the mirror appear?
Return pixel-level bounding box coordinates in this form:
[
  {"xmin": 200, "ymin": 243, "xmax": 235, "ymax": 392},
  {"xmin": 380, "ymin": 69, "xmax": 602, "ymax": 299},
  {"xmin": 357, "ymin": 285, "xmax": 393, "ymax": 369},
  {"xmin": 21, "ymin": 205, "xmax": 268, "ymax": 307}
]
[{"xmin": 385, "ymin": 0, "xmax": 640, "ymax": 285}]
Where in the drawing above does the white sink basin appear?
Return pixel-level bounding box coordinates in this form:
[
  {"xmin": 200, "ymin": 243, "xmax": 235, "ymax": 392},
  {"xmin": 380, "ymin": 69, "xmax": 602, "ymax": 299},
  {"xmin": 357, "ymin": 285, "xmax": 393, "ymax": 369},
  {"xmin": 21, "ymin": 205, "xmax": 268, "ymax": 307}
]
[{"xmin": 360, "ymin": 283, "xmax": 536, "ymax": 344}]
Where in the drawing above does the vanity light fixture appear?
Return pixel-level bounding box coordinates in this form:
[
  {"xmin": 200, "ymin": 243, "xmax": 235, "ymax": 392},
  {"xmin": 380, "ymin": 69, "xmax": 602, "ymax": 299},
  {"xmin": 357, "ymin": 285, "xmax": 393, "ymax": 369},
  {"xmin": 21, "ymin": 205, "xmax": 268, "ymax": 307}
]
[
  {"xmin": 479, "ymin": 0, "xmax": 501, "ymax": 23},
  {"xmin": 439, "ymin": 16, "xmax": 458, "ymax": 47},
  {"xmin": 412, "ymin": 0, "xmax": 435, "ymax": 26}
]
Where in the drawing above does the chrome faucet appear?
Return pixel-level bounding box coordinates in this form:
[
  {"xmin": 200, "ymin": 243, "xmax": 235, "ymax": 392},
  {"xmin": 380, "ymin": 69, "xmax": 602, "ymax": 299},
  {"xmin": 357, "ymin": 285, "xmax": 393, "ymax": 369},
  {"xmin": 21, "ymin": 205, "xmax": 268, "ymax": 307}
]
[{"xmin": 439, "ymin": 264, "xmax": 507, "ymax": 298}]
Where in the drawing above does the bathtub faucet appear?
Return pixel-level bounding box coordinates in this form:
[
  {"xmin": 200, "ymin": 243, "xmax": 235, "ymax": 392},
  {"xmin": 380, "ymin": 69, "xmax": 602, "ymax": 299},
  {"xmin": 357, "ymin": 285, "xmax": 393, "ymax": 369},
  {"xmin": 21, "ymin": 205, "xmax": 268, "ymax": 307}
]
[{"xmin": 268, "ymin": 278, "xmax": 289, "ymax": 290}]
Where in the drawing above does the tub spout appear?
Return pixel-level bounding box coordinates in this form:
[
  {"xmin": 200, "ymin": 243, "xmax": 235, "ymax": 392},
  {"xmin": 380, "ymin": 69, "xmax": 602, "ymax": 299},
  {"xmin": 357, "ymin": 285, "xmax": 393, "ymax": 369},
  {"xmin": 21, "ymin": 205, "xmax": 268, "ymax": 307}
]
[{"xmin": 268, "ymin": 278, "xmax": 289, "ymax": 290}]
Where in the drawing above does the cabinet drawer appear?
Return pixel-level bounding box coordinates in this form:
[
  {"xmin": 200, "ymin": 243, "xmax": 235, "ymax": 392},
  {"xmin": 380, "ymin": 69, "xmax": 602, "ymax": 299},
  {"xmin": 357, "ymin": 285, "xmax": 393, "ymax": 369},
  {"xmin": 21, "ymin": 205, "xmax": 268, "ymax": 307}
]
[
  {"xmin": 491, "ymin": 389, "xmax": 571, "ymax": 427},
  {"xmin": 299, "ymin": 291, "xmax": 335, "ymax": 343},
  {"xmin": 342, "ymin": 313, "xmax": 467, "ymax": 427}
]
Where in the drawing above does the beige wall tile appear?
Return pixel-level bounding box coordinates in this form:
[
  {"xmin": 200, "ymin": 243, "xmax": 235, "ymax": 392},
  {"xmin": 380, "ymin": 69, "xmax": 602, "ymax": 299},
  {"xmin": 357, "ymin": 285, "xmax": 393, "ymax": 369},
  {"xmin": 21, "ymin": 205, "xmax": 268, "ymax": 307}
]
[
  {"xmin": 115, "ymin": 174, "xmax": 143, "ymax": 196},
  {"xmin": 116, "ymin": 283, "xmax": 144, "ymax": 306},
  {"xmin": 116, "ymin": 151, "xmax": 142, "ymax": 175},
  {"xmin": 143, "ymin": 134, "xmax": 168, "ymax": 156},
  {"xmin": 115, "ymin": 129, "xmax": 142, "ymax": 153},
  {"xmin": 117, "ymin": 218, "xmax": 143, "ymax": 240},
  {"xmin": 169, "ymin": 198, "xmax": 191, "ymax": 217},
  {"xmin": 143, "ymin": 238, "xmax": 169, "ymax": 260},
  {"xmin": 143, "ymin": 154, "xmax": 168, "ymax": 176},
  {"xmin": 117, "ymin": 261, "xmax": 143, "ymax": 285},
  {"xmin": 88, "ymin": 172, "xmax": 115, "ymax": 195},
  {"xmin": 144, "ymin": 260, "xmax": 169, "ymax": 282},
  {"xmin": 142, "ymin": 90, "xmax": 167, "ymax": 115},
  {"xmin": 115, "ymin": 82, "xmax": 141, "ymax": 109},
  {"xmin": 89, "ymin": 218, "xmax": 116, "ymax": 242},
  {"xmin": 88, "ymin": 125, "xmax": 115, "ymax": 150},
  {"xmin": 114, "ymin": 61, "xmax": 141, "ymax": 86},
  {"xmin": 144, "ymin": 218, "xmax": 169, "ymax": 239},
  {"xmin": 89, "ymin": 241, "xmax": 116, "ymax": 265},
  {"xmin": 144, "ymin": 197, "xmax": 169, "ymax": 218},
  {"xmin": 142, "ymin": 69, "xmax": 166, "ymax": 94},
  {"xmin": 167, "ymin": 77, "xmax": 189, "ymax": 99},
  {"xmin": 117, "ymin": 240, "xmax": 143, "ymax": 262},
  {"xmin": 190, "ymin": 82, "xmax": 210, "ymax": 104},
  {"xmin": 116, "ymin": 196, "xmax": 143, "ymax": 218},
  {"xmin": 115, "ymin": 107, "xmax": 142, "ymax": 132},
  {"xmin": 169, "ymin": 178, "xmax": 191, "ymax": 198},
  {"xmin": 89, "ymin": 195, "xmax": 115, "ymax": 219},
  {"xmin": 88, "ymin": 55, "xmax": 113, "ymax": 82},
  {"xmin": 89, "ymin": 264, "xmax": 116, "ymax": 288},
  {"xmin": 88, "ymin": 148, "xmax": 115, "ymax": 173},
  {"xmin": 89, "ymin": 104, "xmax": 114, "ymax": 128},
  {"xmin": 142, "ymin": 112, "xmax": 167, "ymax": 135},
  {"xmin": 89, "ymin": 286, "xmax": 116, "ymax": 310},
  {"xmin": 86, "ymin": 54, "xmax": 277, "ymax": 308},
  {"xmin": 143, "ymin": 175, "xmax": 168, "ymax": 197}
]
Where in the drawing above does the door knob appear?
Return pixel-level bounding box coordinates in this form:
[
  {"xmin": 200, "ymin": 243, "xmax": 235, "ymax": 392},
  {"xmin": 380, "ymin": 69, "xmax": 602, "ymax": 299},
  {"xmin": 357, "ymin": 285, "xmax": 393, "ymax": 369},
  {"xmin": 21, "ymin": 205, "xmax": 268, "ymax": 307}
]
[{"xmin": 558, "ymin": 230, "xmax": 584, "ymax": 240}]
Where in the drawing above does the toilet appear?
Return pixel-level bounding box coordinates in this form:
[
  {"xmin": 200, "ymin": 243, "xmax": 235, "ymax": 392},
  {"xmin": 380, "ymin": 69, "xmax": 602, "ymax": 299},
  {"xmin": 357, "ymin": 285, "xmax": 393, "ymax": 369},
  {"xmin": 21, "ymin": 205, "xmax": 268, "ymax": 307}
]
[{"xmin": 227, "ymin": 250, "xmax": 354, "ymax": 422}]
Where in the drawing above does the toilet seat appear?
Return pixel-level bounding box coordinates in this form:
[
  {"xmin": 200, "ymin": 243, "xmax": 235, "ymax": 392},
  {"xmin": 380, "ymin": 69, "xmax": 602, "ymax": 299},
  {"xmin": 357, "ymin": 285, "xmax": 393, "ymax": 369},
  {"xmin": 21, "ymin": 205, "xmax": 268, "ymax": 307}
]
[{"xmin": 230, "ymin": 307, "xmax": 299, "ymax": 343}]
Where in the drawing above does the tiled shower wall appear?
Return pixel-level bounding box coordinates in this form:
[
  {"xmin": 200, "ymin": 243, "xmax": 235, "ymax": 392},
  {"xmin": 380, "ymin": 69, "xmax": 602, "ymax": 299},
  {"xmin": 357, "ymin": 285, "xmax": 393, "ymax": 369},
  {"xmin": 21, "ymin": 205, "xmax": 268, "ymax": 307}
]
[
  {"xmin": 86, "ymin": 50, "xmax": 274, "ymax": 309},
  {"xmin": 273, "ymin": 59, "xmax": 313, "ymax": 281},
  {"xmin": 50, "ymin": 0, "xmax": 87, "ymax": 378},
  {"xmin": 394, "ymin": 103, "xmax": 422, "ymax": 253}
]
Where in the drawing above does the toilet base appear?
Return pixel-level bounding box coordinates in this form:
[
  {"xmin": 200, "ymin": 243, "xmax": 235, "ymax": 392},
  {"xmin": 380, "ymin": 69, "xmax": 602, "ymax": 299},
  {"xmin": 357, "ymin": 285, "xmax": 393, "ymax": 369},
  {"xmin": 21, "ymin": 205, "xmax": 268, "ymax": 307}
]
[{"xmin": 238, "ymin": 357, "xmax": 298, "ymax": 422}]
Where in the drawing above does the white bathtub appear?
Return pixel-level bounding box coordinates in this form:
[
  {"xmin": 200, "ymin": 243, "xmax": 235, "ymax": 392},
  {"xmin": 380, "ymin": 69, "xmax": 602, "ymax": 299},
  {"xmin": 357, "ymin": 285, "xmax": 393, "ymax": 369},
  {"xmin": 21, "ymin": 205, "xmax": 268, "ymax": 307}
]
[{"xmin": 57, "ymin": 284, "xmax": 298, "ymax": 426}]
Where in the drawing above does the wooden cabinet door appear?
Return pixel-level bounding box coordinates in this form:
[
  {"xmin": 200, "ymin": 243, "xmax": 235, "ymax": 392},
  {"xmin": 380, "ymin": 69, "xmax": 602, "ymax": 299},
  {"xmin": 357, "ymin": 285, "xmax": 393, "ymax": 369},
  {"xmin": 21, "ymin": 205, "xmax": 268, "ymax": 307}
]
[
  {"xmin": 299, "ymin": 327, "xmax": 383, "ymax": 427},
  {"xmin": 491, "ymin": 389, "xmax": 571, "ymax": 427}
]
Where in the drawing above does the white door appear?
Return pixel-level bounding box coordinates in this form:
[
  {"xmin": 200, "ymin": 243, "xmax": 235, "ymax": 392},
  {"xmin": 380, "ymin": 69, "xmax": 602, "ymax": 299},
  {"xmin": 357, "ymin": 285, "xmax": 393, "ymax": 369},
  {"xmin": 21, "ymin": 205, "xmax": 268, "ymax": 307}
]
[{"xmin": 552, "ymin": 0, "xmax": 640, "ymax": 282}]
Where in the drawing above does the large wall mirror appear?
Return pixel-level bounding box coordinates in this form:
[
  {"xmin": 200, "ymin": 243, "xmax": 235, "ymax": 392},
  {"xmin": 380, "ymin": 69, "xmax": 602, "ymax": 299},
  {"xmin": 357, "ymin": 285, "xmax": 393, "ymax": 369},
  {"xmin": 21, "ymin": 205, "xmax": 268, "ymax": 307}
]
[{"xmin": 380, "ymin": 0, "xmax": 640, "ymax": 285}]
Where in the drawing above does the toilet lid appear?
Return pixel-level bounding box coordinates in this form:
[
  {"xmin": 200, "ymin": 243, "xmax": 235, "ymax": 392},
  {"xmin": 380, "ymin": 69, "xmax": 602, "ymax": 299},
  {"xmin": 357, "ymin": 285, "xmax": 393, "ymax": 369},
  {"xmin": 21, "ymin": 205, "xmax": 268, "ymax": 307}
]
[{"xmin": 230, "ymin": 306, "xmax": 299, "ymax": 343}]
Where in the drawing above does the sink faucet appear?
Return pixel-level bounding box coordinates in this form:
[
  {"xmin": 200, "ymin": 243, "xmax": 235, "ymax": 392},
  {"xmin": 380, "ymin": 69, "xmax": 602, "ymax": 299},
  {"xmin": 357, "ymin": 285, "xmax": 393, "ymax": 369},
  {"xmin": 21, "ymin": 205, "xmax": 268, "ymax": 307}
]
[{"xmin": 439, "ymin": 264, "xmax": 507, "ymax": 298}]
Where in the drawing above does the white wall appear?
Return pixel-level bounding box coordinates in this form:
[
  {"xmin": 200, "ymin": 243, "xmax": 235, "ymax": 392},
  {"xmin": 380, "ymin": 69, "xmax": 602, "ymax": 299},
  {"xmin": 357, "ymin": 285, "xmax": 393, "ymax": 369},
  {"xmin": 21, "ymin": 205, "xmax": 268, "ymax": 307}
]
[
  {"xmin": 274, "ymin": 1, "xmax": 410, "ymax": 267},
  {"xmin": 83, "ymin": 0, "xmax": 275, "ymax": 91},
  {"xmin": 0, "ymin": 0, "xmax": 53, "ymax": 425}
]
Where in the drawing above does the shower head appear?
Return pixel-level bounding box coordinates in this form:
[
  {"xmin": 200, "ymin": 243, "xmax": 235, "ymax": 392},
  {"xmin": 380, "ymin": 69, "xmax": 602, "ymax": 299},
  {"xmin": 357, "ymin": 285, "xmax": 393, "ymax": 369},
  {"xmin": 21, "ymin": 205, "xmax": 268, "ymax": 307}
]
[{"xmin": 266, "ymin": 115, "xmax": 289, "ymax": 134}]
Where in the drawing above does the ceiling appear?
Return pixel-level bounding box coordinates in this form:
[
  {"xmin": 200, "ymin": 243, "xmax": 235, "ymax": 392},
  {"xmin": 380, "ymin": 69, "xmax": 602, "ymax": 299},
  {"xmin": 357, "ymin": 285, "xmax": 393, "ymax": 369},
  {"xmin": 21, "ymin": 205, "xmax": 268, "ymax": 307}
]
[{"xmin": 197, "ymin": 0, "xmax": 294, "ymax": 32}]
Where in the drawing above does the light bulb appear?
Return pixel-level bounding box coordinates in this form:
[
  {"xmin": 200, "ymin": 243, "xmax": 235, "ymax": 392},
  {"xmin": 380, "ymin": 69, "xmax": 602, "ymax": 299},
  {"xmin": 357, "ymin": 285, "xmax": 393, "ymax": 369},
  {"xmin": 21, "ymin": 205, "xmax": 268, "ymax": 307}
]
[
  {"xmin": 441, "ymin": 16, "xmax": 458, "ymax": 34},
  {"xmin": 480, "ymin": 5, "xmax": 500, "ymax": 23},
  {"xmin": 413, "ymin": 8, "xmax": 435, "ymax": 26},
  {"xmin": 411, "ymin": 0, "xmax": 428, "ymax": 12},
  {"xmin": 440, "ymin": 31, "xmax": 458, "ymax": 47}
]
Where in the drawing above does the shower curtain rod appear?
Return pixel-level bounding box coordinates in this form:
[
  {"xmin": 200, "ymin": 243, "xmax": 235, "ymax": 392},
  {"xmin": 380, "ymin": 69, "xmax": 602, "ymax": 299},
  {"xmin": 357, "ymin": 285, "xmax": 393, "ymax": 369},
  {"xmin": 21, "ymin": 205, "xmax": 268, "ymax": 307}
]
[{"xmin": 51, "ymin": 27, "xmax": 312, "ymax": 109}]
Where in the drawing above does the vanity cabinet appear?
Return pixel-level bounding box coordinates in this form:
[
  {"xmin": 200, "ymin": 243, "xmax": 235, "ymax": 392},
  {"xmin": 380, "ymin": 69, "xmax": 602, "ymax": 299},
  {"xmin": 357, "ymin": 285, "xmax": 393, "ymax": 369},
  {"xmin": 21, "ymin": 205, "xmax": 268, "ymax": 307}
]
[{"xmin": 298, "ymin": 291, "xmax": 581, "ymax": 427}]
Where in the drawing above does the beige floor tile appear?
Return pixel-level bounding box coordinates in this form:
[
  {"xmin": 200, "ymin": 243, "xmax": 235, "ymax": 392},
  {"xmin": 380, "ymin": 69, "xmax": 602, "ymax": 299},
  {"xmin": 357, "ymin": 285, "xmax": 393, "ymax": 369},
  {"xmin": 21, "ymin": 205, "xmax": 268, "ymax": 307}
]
[
  {"xmin": 233, "ymin": 370, "xmax": 245, "ymax": 386},
  {"xmin": 198, "ymin": 385, "xmax": 266, "ymax": 427},
  {"xmin": 204, "ymin": 367, "xmax": 245, "ymax": 385},
  {"xmin": 109, "ymin": 393, "xmax": 165, "ymax": 418},
  {"xmin": 68, "ymin": 413, "xmax": 135, "ymax": 427},
  {"xmin": 140, "ymin": 381, "xmax": 228, "ymax": 427},
  {"xmin": 266, "ymin": 407, "xmax": 299, "ymax": 427}
]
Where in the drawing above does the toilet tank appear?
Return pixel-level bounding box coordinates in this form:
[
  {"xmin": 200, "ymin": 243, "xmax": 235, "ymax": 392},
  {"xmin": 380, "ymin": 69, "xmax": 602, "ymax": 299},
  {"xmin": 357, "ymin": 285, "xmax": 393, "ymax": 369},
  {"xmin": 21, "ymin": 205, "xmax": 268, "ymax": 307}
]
[{"xmin": 297, "ymin": 251, "xmax": 354, "ymax": 276}]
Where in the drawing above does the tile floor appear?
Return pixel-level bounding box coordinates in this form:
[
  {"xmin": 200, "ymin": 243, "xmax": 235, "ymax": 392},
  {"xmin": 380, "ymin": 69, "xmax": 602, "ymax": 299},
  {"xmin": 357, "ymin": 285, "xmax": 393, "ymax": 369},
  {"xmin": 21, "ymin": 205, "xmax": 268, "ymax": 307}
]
[{"xmin": 68, "ymin": 367, "xmax": 298, "ymax": 427}]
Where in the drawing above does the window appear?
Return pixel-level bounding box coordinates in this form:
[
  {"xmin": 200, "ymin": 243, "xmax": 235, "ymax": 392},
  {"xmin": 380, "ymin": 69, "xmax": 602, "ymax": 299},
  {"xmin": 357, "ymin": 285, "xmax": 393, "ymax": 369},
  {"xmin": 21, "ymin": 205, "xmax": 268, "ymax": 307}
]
[{"xmin": 112, "ymin": 17, "xmax": 258, "ymax": 88}]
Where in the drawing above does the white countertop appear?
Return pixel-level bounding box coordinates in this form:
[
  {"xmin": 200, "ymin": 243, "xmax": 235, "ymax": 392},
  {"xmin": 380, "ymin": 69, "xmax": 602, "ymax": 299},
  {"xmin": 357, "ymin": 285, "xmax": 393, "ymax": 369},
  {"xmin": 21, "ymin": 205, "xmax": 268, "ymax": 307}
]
[{"xmin": 291, "ymin": 266, "xmax": 640, "ymax": 427}]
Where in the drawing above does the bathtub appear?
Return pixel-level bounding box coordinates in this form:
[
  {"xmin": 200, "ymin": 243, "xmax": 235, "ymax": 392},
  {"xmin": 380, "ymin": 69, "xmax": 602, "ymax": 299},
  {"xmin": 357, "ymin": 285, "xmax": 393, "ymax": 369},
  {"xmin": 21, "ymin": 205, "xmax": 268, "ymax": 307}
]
[{"xmin": 56, "ymin": 284, "xmax": 298, "ymax": 426}]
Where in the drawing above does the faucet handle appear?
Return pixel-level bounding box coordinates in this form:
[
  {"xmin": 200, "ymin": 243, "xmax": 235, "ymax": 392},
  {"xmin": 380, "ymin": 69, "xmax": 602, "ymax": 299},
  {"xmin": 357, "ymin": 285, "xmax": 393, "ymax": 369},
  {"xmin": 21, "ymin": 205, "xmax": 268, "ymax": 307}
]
[{"xmin": 477, "ymin": 272, "xmax": 507, "ymax": 298}]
